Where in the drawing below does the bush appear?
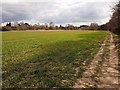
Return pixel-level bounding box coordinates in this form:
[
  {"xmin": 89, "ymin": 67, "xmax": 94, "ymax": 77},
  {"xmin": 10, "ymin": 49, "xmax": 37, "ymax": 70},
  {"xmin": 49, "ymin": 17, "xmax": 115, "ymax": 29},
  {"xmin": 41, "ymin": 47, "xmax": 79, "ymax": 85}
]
[{"xmin": 2, "ymin": 26, "xmax": 12, "ymax": 31}]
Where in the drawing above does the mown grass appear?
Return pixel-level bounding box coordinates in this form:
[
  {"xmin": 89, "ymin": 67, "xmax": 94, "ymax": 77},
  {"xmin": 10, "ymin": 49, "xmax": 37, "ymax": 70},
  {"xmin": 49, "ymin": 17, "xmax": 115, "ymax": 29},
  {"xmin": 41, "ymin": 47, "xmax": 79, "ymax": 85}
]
[{"xmin": 2, "ymin": 31, "xmax": 108, "ymax": 88}]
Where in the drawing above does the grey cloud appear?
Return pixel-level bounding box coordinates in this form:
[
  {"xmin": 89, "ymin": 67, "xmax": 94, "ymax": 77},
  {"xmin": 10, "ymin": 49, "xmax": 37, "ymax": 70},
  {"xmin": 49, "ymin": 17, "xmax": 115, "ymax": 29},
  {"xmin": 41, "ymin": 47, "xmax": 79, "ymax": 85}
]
[
  {"xmin": 2, "ymin": 3, "xmax": 31, "ymax": 22},
  {"xmin": 2, "ymin": 1, "xmax": 113, "ymax": 24},
  {"xmin": 53, "ymin": 2, "xmax": 111, "ymax": 23},
  {"xmin": 2, "ymin": 1, "xmax": 60, "ymax": 22}
]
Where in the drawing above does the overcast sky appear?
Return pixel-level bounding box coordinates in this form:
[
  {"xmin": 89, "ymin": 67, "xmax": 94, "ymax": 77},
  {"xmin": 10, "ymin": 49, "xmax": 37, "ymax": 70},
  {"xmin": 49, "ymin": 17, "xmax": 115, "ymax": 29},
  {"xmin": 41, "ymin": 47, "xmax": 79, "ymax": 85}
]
[{"xmin": 1, "ymin": 0, "xmax": 117, "ymax": 25}]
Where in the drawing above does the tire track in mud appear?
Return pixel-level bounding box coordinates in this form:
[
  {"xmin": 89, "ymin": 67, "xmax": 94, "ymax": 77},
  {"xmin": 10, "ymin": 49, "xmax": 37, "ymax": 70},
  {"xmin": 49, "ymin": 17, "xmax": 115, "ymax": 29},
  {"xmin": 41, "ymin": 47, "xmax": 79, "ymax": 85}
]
[{"xmin": 74, "ymin": 32, "xmax": 119, "ymax": 89}]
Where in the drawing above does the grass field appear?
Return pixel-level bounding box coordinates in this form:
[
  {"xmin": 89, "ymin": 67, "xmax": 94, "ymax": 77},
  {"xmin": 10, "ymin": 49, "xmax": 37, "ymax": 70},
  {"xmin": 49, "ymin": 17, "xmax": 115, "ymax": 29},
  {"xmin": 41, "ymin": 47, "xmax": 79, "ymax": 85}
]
[{"xmin": 2, "ymin": 31, "xmax": 108, "ymax": 88}]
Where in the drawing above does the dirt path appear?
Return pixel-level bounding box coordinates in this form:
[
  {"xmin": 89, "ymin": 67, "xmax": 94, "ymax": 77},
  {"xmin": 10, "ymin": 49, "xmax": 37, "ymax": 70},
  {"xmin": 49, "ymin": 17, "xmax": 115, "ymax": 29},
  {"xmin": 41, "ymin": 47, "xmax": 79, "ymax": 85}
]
[{"xmin": 74, "ymin": 32, "xmax": 119, "ymax": 88}]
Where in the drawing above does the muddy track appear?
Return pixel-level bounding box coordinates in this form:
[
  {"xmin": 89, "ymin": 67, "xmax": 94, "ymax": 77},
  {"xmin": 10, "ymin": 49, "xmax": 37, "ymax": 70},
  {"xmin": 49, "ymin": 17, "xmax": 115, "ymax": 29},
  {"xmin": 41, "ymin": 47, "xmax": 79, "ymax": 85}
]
[{"xmin": 74, "ymin": 32, "xmax": 119, "ymax": 89}]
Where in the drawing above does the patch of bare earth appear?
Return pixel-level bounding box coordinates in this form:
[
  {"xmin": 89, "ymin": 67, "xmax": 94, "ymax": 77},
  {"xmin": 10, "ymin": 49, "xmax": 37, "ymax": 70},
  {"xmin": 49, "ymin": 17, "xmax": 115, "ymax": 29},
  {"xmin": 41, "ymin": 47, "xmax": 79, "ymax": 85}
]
[{"xmin": 74, "ymin": 32, "xmax": 119, "ymax": 89}]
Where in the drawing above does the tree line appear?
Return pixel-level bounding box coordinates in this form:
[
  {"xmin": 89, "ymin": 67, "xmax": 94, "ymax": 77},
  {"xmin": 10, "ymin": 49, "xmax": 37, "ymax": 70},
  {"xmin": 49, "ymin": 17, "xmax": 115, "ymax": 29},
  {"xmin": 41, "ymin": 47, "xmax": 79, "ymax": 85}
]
[
  {"xmin": 105, "ymin": 1, "xmax": 120, "ymax": 34},
  {"xmin": 1, "ymin": 21, "xmax": 108, "ymax": 31}
]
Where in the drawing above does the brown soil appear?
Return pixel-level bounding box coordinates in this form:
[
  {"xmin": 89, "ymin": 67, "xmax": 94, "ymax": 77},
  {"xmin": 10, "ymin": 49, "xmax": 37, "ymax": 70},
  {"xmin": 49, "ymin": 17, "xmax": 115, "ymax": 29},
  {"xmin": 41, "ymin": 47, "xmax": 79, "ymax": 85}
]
[{"xmin": 74, "ymin": 32, "xmax": 119, "ymax": 89}]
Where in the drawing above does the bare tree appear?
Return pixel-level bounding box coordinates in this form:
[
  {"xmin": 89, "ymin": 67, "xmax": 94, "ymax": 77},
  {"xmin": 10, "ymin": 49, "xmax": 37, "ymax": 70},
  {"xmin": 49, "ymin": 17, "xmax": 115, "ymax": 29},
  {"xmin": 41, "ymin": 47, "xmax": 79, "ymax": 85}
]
[
  {"xmin": 44, "ymin": 23, "xmax": 49, "ymax": 30},
  {"xmin": 90, "ymin": 23, "xmax": 99, "ymax": 30},
  {"xmin": 49, "ymin": 22, "xmax": 55, "ymax": 30},
  {"xmin": 107, "ymin": 1, "xmax": 120, "ymax": 34}
]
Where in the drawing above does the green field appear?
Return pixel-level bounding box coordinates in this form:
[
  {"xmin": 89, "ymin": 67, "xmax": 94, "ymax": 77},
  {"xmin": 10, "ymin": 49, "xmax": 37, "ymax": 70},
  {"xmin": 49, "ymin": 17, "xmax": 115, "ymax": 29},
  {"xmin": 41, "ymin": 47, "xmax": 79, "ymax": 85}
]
[{"xmin": 2, "ymin": 31, "xmax": 108, "ymax": 88}]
